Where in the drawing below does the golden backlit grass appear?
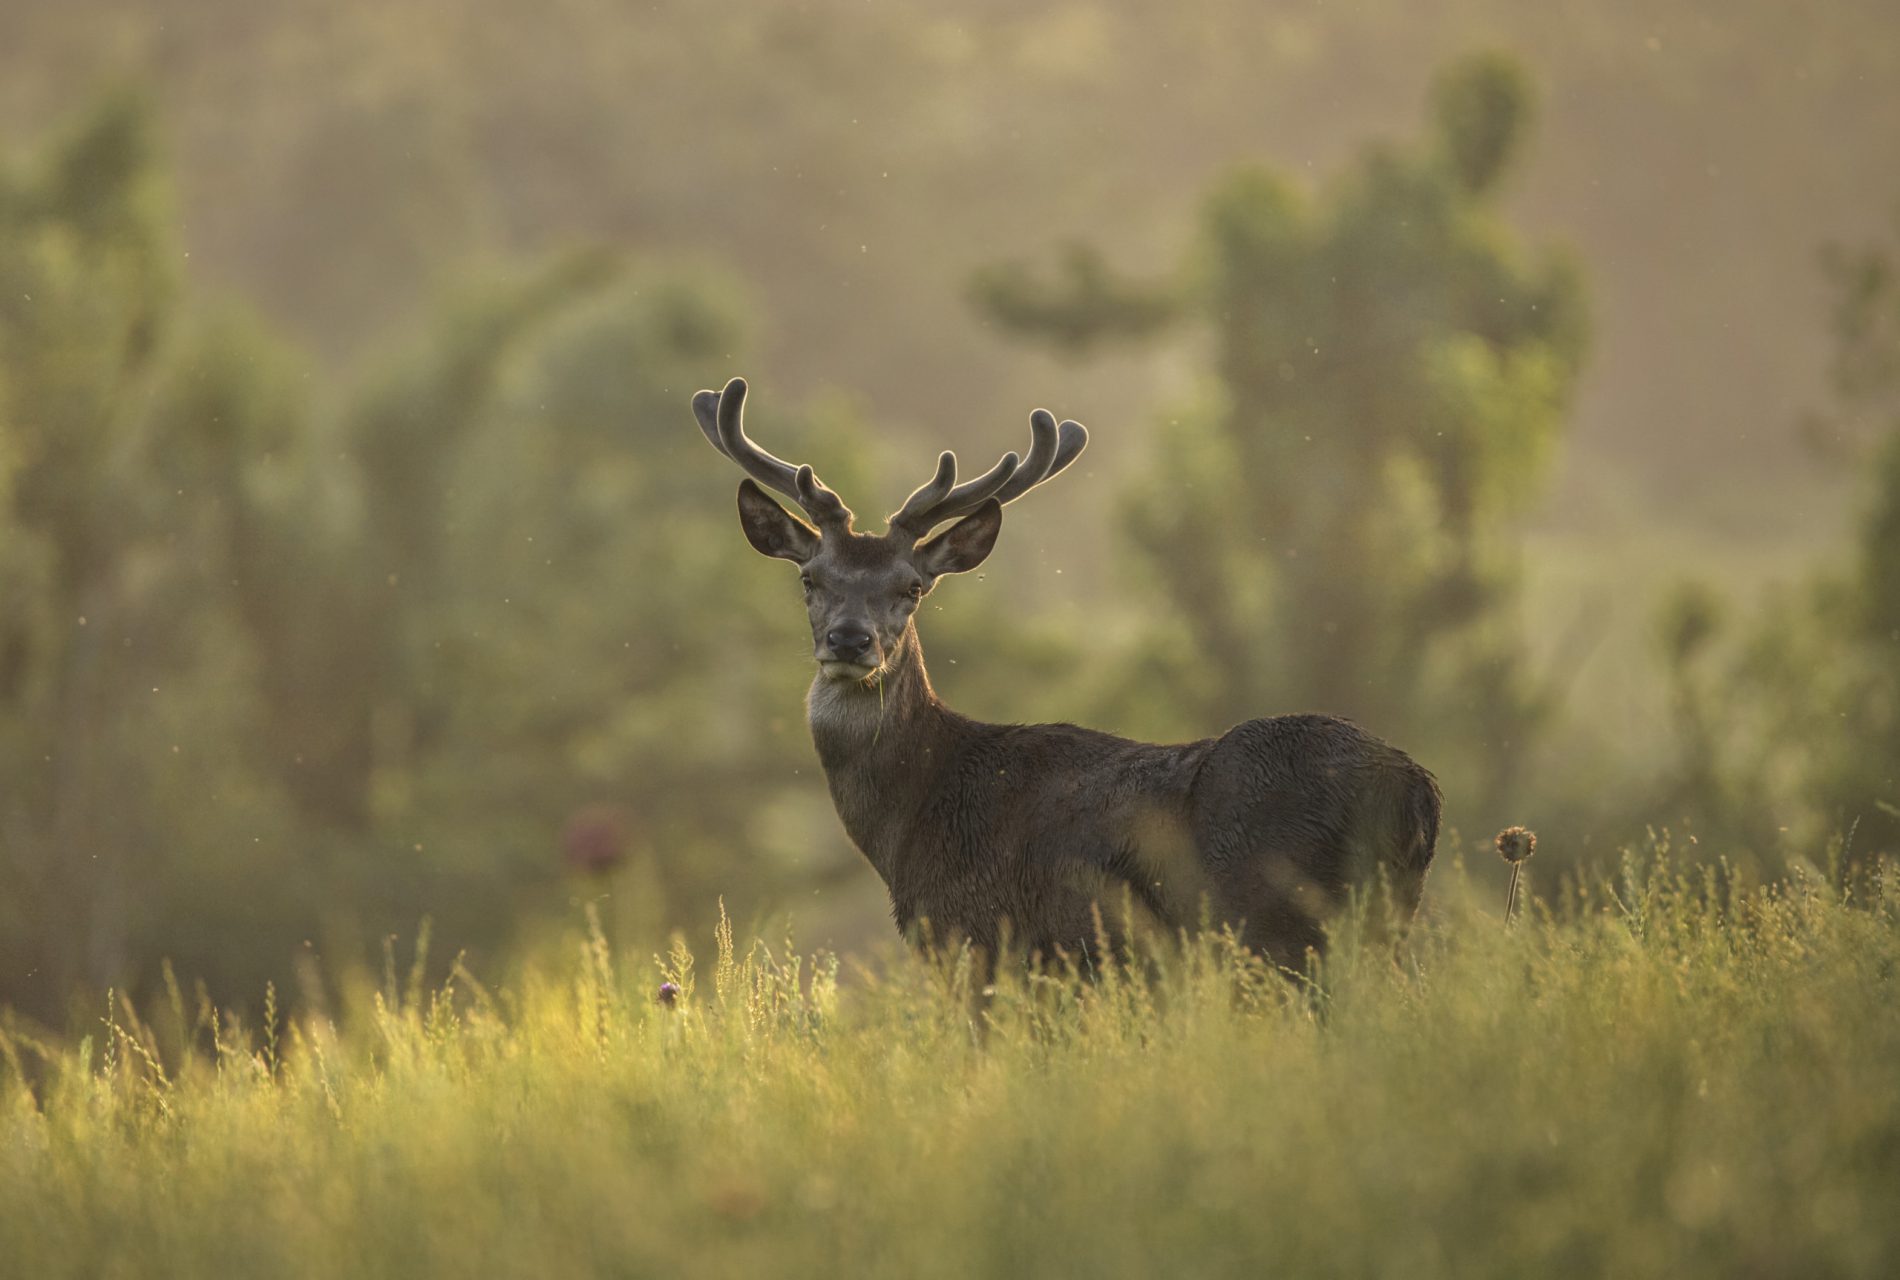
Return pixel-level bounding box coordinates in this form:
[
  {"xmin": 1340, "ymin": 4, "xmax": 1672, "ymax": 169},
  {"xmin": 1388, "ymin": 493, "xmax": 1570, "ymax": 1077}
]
[{"xmin": 2, "ymin": 852, "xmax": 1897, "ymax": 1279}]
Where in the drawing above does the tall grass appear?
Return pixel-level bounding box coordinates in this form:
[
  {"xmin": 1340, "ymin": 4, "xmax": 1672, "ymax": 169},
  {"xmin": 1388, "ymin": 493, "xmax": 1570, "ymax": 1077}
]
[{"xmin": 2, "ymin": 852, "xmax": 1897, "ymax": 1279}]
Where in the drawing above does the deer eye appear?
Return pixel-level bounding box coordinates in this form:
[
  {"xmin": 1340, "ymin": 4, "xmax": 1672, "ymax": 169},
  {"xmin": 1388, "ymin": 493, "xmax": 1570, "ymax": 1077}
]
[
  {"xmin": 905, "ymin": 582, "xmax": 924, "ymax": 601},
  {"xmin": 799, "ymin": 574, "xmax": 815, "ymax": 594}
]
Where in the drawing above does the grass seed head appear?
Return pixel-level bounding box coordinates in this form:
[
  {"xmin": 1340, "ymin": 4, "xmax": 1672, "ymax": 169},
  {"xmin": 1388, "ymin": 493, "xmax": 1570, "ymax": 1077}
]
[{"xmin": 1496, "ymin": 826, "xmax": 1537, "ymax": 864}]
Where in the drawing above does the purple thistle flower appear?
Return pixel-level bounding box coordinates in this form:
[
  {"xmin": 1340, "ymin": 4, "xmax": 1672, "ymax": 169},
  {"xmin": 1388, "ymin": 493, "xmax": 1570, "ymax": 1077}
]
[{"xmin": 561, "ymin": 803, "xmax": 634, "ymax": 875}]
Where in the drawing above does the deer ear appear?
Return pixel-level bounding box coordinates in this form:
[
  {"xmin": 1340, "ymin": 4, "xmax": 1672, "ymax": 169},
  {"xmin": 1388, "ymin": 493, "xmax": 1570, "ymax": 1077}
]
[
  {"xmin": 914, "ymin": 499, "xmax": 1002, "ymax": 578},
  {"xmin": 737, "ymin": 480, "xmax": 820, "ymax": 562}
]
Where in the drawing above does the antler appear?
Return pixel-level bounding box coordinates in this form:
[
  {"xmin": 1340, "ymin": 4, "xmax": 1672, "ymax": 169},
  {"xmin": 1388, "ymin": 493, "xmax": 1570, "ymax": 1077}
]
[
  {"xmin": 888, "ymin": 408, "xmax": 1088, "ymax": 538},
  {"xmin": 691, "ymin": 377, "xmax": 854, "ymax": 533}
]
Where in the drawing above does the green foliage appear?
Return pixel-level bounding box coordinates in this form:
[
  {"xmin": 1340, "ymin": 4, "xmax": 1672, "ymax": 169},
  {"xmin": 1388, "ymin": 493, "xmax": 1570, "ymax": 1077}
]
[
  {"xmin": 977, "ymin": 52, "xmax": 1588, "ymax": 816},
  {"xmin": 1, "ymin": 855, "xmax": 1896, "ymax": 1277},
  {"xmin": 969, "ymin": 242, "xmax": 1182, "ymax": 358},
  {"xmin": 0, "ymin": 96, "xmax": 875, "ymax": 1020},
  {"xmin": 0, "ymin": 90, "xmax": 193, "ymax": 1011},
  {"xmin": 1663, "ymin": 214, "xmax": 1900, "ymax": 864},
  {"xmin": 1430, "ymin": 50, "xmax": 1533, "ymax": 196}
]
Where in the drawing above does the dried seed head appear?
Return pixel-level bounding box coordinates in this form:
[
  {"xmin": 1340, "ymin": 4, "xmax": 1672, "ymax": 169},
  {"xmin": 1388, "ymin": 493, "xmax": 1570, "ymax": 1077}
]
[{"xmin": 1496, "ymin": 826, "xmax": 1537, "ymax": 864}]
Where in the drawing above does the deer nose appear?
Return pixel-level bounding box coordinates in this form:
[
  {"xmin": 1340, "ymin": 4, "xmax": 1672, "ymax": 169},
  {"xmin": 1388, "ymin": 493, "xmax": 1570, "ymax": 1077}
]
[{"xmin": 825, "ymin": 627, "xmax": 874, "ymax": 660}]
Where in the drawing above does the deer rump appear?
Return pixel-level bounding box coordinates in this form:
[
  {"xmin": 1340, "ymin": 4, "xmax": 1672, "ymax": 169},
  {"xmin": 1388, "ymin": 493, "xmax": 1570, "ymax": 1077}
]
[{"xmin": 882, "ymin": 712, "xmax": 1441, "ymax": 974}]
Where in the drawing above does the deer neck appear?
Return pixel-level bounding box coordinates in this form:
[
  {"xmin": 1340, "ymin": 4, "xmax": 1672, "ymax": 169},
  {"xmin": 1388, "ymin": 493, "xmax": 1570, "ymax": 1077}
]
[{"xmin": 806, "ymin": 623, "xmax": 960, "ymax": 873}]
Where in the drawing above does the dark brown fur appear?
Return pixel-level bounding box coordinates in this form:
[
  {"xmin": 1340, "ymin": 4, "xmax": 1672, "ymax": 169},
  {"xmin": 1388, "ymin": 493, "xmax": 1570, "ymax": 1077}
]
[{"xmin": 806, "ymin": 610, "xmax": 1438, "ymax": 970}]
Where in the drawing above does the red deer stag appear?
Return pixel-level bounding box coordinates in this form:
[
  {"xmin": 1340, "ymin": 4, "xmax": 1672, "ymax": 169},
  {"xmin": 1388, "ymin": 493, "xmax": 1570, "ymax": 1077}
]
[{"xmin": 693, "ymin": 377, "xmax": 1439, "ymax": 971}]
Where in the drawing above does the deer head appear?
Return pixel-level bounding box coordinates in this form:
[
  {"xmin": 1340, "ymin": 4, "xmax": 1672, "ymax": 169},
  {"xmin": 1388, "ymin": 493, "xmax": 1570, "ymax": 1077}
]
[{"xmin": 692, "ymin": 376, "xmax": 1087, "ymax": 682}]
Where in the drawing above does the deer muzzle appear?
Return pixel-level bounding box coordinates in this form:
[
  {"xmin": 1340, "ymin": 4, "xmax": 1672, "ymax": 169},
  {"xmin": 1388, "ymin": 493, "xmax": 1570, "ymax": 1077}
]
[{"xmin": 817, "ymin": 625, "xmax": 879, "ymax": 679}]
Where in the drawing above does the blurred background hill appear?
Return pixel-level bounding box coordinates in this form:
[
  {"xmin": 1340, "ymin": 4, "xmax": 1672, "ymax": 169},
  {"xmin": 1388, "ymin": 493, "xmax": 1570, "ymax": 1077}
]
[{"xmin": 1, "ymin": 0, "xmax": 1896, "ymax": 1022}]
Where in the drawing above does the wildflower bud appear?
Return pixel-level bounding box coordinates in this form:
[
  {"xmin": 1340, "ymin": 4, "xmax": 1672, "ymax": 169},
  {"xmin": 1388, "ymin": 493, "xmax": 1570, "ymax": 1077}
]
[
  {"xmin": 1496, "ymin": 825, "xmax": 1537, "ymax": 864},
  {"xmin": 656, "ymin": 981, "xmax": 680, "ymax": 1008}
]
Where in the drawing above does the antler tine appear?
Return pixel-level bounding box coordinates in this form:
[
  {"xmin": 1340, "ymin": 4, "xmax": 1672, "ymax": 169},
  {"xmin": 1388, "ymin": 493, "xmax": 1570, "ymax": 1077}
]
[
  {"xmin": 712, "ymin": 377, "xmax": 797, "ymax": 492},
  {"xmin": 1050, "ymin": 418, "xmax": 1088, "ymax": 474},
  {"xmin": 889, "ymin": 449, "xmax": 1026, "ymax": 535},
  {"xmin": 941, "ymin": 449, "xmax": 1022, "ymax": 510},
  {"xmin": 793, "ymin": 464, "xmax": 852, "ymax": 529},
  {"xmin": 890, "ymin": 451, "xmax": 957, "ymax": 530},
  {"xmin": 692, "ymin": 376, "xmax": 853, "ymax": 531},
  {"xmin": 889, "ymin": 407, "xmax": 1088, "ymax": 538},
  {"xmin": 989, "ymin": 410, "xmax": 1088, "ymax": 505},
  {"xmin": 690, "ymin": 388, "xmax": 725, "ymax": 454},
  {"xmin": 988, "ymin": 409, "xmax": 1060, "ymax": 505}
]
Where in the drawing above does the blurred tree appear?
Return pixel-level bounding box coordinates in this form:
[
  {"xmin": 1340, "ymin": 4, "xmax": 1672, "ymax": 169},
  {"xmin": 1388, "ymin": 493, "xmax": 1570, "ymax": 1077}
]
[
  {"xmin": 971, "ymin": 242, "xmax": 1180, "ymax": 358},
  {"xmin": 239, "ymin": 90, "xmax": 487, "ymax": 363},
  {"xmin": 1695, "ymin": 215, "xmax": 1900, "ymax": 863},
  {"xmin": 145, "ymin": 257, "xmax": 855, "ymax": 991},
  {"xmin": 0, "ymin": 91, "xmax": 191, "ymax": 1009},
  {"xmin": 0, "ymin": 94, "xmax": 886, "ymax": 1021},
  {"xmin": 323, "ymin": 262, "xmax": 834, "ymax": 952},
  {"xmin": 975, "ymin": 52, "xmax": 1587, "ymax": 815}
]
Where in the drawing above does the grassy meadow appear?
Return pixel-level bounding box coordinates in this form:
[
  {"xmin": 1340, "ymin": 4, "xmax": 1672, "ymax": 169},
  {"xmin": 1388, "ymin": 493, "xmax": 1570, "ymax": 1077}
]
[
  {"xmin": 1, "ymin": 849, "xmax": 1895, "ymax": 1279},
  {"xmin": 5, "ymin": 7, "xmax": 1899, "ymax": 1277}
]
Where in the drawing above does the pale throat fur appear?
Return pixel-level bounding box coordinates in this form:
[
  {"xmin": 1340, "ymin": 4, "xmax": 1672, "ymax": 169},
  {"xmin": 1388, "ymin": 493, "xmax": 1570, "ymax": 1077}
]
[{"xmin": 804, "ymin": 618, "xmax": 959, "ymax": 877}]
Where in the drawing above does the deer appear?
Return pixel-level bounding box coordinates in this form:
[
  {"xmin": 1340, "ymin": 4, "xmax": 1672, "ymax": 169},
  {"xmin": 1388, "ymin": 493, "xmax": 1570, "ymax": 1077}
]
[{"xmin": 693, "ymin": 376, "xmax": 1439, "ymax": 974}]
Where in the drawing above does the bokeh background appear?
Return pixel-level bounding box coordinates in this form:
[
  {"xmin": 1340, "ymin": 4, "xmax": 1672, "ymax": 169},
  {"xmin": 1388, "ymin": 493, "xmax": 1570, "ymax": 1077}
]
[{"xmin": 2, "ymin": 0, "xmax": 1897, "ymax": 1023}]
